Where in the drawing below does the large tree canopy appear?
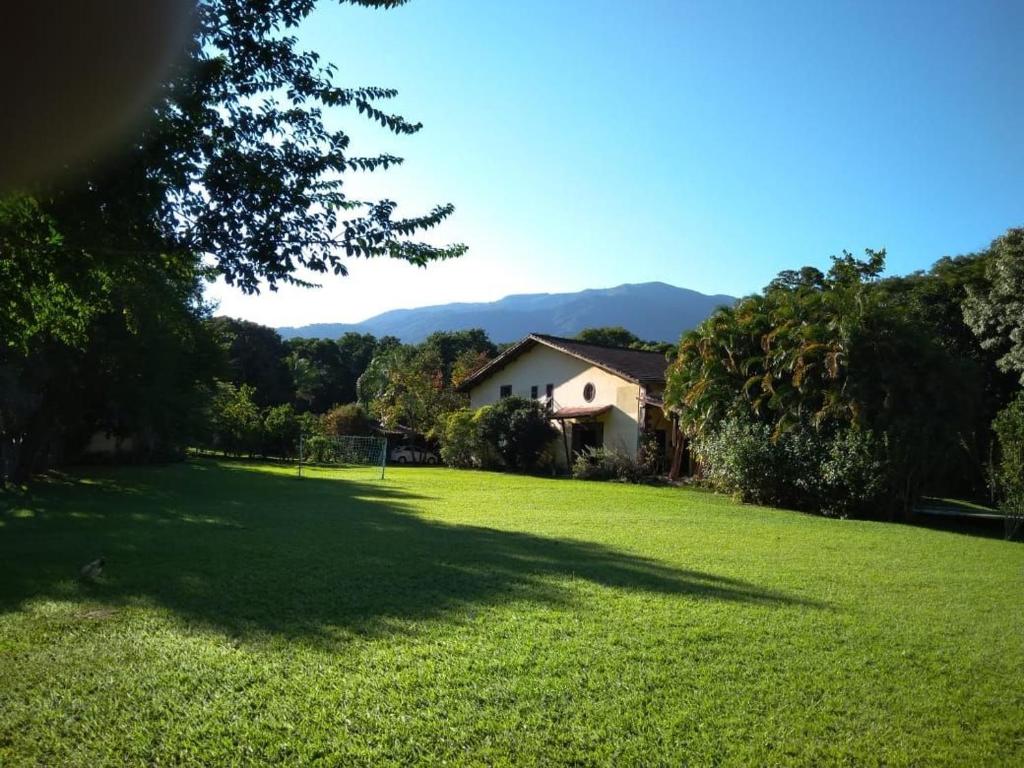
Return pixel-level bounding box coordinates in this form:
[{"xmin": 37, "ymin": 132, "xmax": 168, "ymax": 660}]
[
  {"xmin": 664, "ymin": 249, "xmax": 1000, "ymax": 516},
  {"xmin": 209, "ymin": 317, "xmax": 295, "ymax": 407},
  {"xmin": 40, "ymin": 0, "xmax": 464, "ymax": 294},
  {"xmin": 1, "ymin": 0, "xmax": 464, "ymax": 483},
  {"xmin": 964, "ymin": 228, "xmax": 1024, "ymax": 385}
]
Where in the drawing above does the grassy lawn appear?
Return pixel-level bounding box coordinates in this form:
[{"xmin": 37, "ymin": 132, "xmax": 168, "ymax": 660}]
[{"xmin": 2, "ymin": 460, "xmax": 1023, "ymax": 766}]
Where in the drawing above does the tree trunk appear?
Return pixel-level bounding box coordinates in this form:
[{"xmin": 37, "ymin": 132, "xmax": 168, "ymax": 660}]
[
  {"xmin": 668, "ymin": 428, "xmax": 685, "ymax": 481},
  {"xmin": 1, "ymin": 433, "xmax": 39, "ymax": 486}
]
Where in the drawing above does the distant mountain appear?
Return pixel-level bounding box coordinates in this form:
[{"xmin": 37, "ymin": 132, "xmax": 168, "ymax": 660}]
[{"xmin": 276, "ymin": 282, "xmax": 737, "ymax": 344}]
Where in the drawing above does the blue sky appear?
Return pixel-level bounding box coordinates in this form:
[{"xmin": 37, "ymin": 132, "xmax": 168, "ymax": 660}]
[{"xmin": 209, "ymin": 0, "xmax": 1024, "ymax": 327}]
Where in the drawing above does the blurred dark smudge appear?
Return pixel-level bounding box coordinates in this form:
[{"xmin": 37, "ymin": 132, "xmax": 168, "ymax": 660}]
[{"xmin": 0, "ymin": 1, "xmax": 195, "ymax": 191}]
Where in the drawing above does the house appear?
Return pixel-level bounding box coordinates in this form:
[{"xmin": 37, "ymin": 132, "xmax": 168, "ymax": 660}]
[{"xmin": 458, "ymin": 333, "xmax": 685, "ymax": 471}]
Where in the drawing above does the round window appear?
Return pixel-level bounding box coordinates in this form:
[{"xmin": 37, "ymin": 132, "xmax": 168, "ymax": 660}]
[{"xmin": 583, "ymin": 382, "xmax": 596, "ymax": 402}]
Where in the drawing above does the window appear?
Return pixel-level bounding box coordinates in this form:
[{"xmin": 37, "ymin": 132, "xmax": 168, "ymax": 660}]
[
  {"xmin": 545, "ymin": 383, "xmax": 554, "ymax": 398},
  {"xmin": 499, "ymin": 385, "xmax": 512, "ymax": 399},
  {"xmin": 530, "ymin": 385, "xmax": 538, "ymax": 399},
  {"xmin": 583, "ymin": 382, "xmax": 596, "ymax": 402}
]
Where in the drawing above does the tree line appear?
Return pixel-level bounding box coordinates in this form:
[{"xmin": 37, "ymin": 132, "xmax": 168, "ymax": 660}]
[
  {"xmin": 664, "ymin": 227, "xmax": 1024, "ymax": 521},
  {"xmin": 199, "ymin": 325, "xmax": 500, "ymax": 458}
]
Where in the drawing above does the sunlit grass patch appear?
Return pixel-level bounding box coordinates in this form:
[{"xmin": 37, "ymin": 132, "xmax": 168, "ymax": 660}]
[{"xmin": 1, "ymin": 460, "xmax": 1022, "ymax": 766}]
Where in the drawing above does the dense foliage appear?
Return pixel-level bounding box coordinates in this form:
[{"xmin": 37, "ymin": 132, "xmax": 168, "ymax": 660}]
[
  {"xmin": 192, "ymin": 325, "xmax": 497, "ymax": 459},
  {"xmin": 992, "ymin": 392, "xmax": 1024, "ymax": 512},
  {"xmin": 1, "ymin": 0, "xmax": 464, "ymax": 483},
  {"xmin": 323, "ymin": 403, "xmax": 374, "ymax": 437},
  {"xmin": 666, "ymin": 236, "xmax": 1022, "ymax": 519},
  {"xmin": 438, "ymin": 409, "xmax": 482, "ymax": 469},
  {"xmin": 571, "ymin": 446, "xmax": 648, "ymax": 483},
  {"xmin": 694, "ymin": 417, "xmax": 885, "ymax": 518},
  {"xmin": 576, "ymin": 327, "xmax": 675, "ymax": 355},
  {"xmin": 964, "ymin": 228, "xmax": 1024, "ymax": 385},
  {"xmin": 476, "ymin": 397, "xmax": 558, "ymax": 472},
  {"xmin": 0, "ymin": 198, "xmax": 219, "ymax": 481},
  {"xmin": 133, "ymin": 0, "xmax": 465, "ymax": 293}
]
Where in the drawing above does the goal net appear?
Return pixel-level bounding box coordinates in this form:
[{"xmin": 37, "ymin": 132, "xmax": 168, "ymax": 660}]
[{"xmin": 298, "ymin": 434, "xmax": 387, "ymax": 479}]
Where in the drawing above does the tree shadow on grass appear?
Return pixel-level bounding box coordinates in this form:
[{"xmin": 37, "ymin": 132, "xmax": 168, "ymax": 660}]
[{"xmin": 0, "ymin": 460, "xmax": 823, "ymax": 644}]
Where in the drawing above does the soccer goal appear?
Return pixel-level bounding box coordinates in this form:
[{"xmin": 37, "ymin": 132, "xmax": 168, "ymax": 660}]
[{"xmin": 298, "ymin": 434, "xmax": 388, "ymax": 480}]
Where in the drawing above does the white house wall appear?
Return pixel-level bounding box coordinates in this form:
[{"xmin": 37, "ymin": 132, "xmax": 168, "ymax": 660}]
[{"xmin": 468, "ymin": 344, "xmax": 642, "ymax": 463}]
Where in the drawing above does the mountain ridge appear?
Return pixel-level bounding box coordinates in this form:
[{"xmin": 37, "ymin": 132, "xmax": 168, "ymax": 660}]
[{"xmin": 275, "ymin": 282, "xmax": 736, "ymax": 343}]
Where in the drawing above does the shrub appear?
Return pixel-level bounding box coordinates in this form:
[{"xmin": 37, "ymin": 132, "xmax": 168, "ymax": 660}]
[
  {"xmin": 210, "ymin": 382, "xmax": 263, "ymax": 456},
  {"xmin": 695, "ymin": 417, "xmax": 886, "ymax": 518},
  {"xmin": 323, "ymin": 403, "xmax": 373, "ymax": 437},
  {"xmin": 262, "ymin": 404, "xmax": 300, "ymax": 458},
  {"xmin": 471, "ymin": 406, "xmax": 503, "ymax": 470},
  {"xmin": 993, "ymin": 392, "xmax": 1024, "ymax": 510},
  {"xmin": 297, "ymin": 411, "xmax": 324, "ymax": 439},
  {"xmin": 571, "ymin": 447, "xmax": 644, "ymax": 482},
  {"xmin": 476, "ymin": 397, "xmax": 557, "ymax": 471},
  {"xmin": 636, "ymin": 431, "xmax": 663, "ymax": 476},
  {"xmin": 302, "ymin": 435, "xmax": 335, "ymax": 464},
  {"xmin": 818, "ymin": 427, "xmax": 886, "ymax": 518},
  {"xmin": 439, "ymin": 409, "xmax": 480, "ymax": 468}
]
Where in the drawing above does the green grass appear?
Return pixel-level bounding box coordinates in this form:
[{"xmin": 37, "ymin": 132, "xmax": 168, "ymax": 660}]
[{"xmin": 2, "ymin": 460, "xmax": 1022, "ymax": 766}]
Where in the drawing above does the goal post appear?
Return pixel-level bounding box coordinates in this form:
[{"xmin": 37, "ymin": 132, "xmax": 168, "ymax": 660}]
[{"xmin": 298, "ymin": 434, "xmax": 388, "ymax": 480}]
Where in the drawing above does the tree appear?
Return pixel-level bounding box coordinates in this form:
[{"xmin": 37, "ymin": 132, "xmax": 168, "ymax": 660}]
[
  {"xmin": 335, "ymin": 333, "xmax": 382, "ymax": 401},
  {"xmin": 2, "ymin": 0, "xmax": 464, "ymax": 482},
  {"xmin": 575, "ymin": 326, "xmax": 674, "ymax": 355},
  {"xmin": 209, "ymin": 317, "xmax": 294, "ymax": 407},
  {"xmin": 964, "ymin": 227, "xmax": 1024, "ymax": 385},
  {"xmin": 209, "ymin": 383, "xmax": 263, "ymax": 456},
  {"xmin": 876, "ymin": 251, "xmax": 1017, "ymax": 498},
  {"xmin": 285, "ymin": 334, "xmax": 391, "ymax": 413},
  {"xmin": 665, "ymin": 248, "xmax": 987, "ymax": 518},
  {"xmin": 452, "ymin": 349, "xmax": 493, "ymax": 388},
  {"xmin": 992, "ymin": 392, "xmax": 1024, "ymax": 510},
  {"xmin": 0, "ymin": 198, "xmax": 220, "ymax": 482},
  {"xmin": 323, "ymin": 403, "xmax": 373, "ymax": 437},
  {"xmin": 421, "ymin": 329, "xmax": 497, "ymax": 385},
  {"xmin": 366, "ymin": 348, "xmax": 464, "ymax": 439},
  {"xmin": 37, "ymin": 0, "xmax": 466, "ymax": 295},
  {"xmin": 438, "ymin": 409, "xmax": 481, "ymax": 468},
  {"xmin": 576, "ymin": 327, "xmax": 642, "ymax": 348},
  {"xmin": 285, "ymin": 338, "xmax": 347, "ymax": 413},
  {"xmin": 262, "ymin": 404, "xmax": 301, "ymax": 458},
  {"xmin": 477, "ymin": 397, "xmax": 557, "ymax": 471}
]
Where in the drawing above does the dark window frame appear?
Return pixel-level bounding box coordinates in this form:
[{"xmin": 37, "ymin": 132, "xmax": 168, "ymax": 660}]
[
  {"xmin": 499, "ymin": 385, "xmax": 512, "ymax": 399},
  {"xmin": 530, "ymin": 385, "xmax": 539, "ymax": 399},
  {"xmin": 583, "ymin": 382, "xmax": 596, "ymax": 402},
  {"xmin": 545, "ymin": 383, "xmax": 554, "ymax": 398}
]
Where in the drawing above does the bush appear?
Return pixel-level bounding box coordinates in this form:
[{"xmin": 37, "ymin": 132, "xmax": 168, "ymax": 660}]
[
  {"xmin": 471, "ymin": 406, "xmax": 503, "ymax": 470},
  {"xmin": 302, "ymin": 435, "xmax": 335, "ymax": 464},
  {"xmin": 210, "ymin": 382, "xmax": 263, "ymax": 456},
  {"xmin": 636, "ymin": 431, "xmax": 663, "ymax": 477},
  {"xmin": 476, "ymin": 397, "xmax": 557, "ymax": 471},
  {"xmin": 297, "ymin": 411, "xmax": 324, "ymax": 439},
  {"xmin": 993, "ymin": 392, "xmax": 1024, "ymax": 510},
  {"xmin": 323, "ymin": 403, "xmax": 373, "ymax": 437},
  {"xmin": 262, "ymin": 404, "xmax": 300, "ymax": 458},
  {"xmin": 439, "ymin": 409, "xmax": 480, "ymax": 468},
  {"xmin": 695, "ymin": 417, "xmax": 886, "ymax": 517},
  {"xmin": 818, "ymin": 427, "xmax": 886, "ymax": 518},
  {"xmin": 571, "ymin": 447, "xmax": 644, "ymax": 482}
]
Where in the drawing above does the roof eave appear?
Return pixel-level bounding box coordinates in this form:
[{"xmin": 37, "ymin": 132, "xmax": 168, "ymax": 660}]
[
  {"xmin": 455, "ymin": 336, "xmax": 538, "ymax": 392},
  {"xmin": 457, "ymin": 333, "xmax": 667, "ymax": 391}
]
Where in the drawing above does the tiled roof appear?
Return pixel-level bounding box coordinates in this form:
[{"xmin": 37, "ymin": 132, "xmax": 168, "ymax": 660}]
[{"xmin": 457, "ymin": 333, "xmax": 669, "ymax": 391}]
